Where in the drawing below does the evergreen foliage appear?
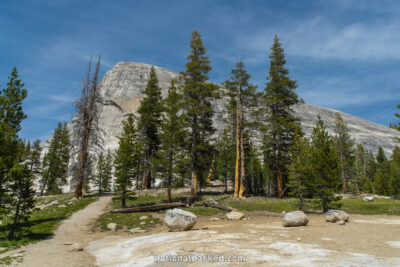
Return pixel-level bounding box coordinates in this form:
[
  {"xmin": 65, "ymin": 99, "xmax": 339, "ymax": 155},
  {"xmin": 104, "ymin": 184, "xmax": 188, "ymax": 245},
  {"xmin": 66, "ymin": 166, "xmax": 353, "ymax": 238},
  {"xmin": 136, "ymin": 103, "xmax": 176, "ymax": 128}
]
[
  {"xmin": 374, "ymin": 147, "xmax": 391, "ymax": 195},
  {"xmin": 157, "ymin": 80, "xmax": 187, "ymax": 202},
  {"xmin": 263, "ymin": 35, "xmax": 299, "ymax": 198},
  {"xmin": 309, "ymin": 116, "xmax": 341, "ymax": 212},
  {"xmin": 390, "ymin": 146, "xmax": 400, "ymax": 196},
  {"xmin": 182, "ymin": 30, "xmax": 218, "ymax": 196},
  {"xmin": 215, "ymin": 129, "xmax": 236, "ymax": 193},
  {"xmin": 137, "ymin": 66, "xmax": 163, "ymax": 189},
  {"xmin": 287, "ymin": 128, "xmax": 311, "ymax": 210},
  {"xmin": 114, "ymin": 115, "xmax": 141, "ymax": 208},
  {"xmin": 41, "ymin": 122, "xmax": 70, "ymax": 194},
  {"xmin": 354, "ymin": 144, "xmax": 373, "ymax": 193},
  {"xmin": 333, "ymin": 113, "xmax": 355, "ymax": 193},
  {"xmin": 94, "ymin": 150, "xmax": 113, "ymax": 193},
  {"xmin": 27, "ymin": 139, "xmax": 42, "ymax": 178}
]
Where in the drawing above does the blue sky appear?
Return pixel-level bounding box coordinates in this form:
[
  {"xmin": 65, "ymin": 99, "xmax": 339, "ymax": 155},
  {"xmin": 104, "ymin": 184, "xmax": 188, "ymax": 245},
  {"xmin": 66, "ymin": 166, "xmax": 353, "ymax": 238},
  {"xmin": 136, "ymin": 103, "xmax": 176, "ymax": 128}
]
[{"xmin": 1, "ymin": 0, "xmax": 400, "ymax": 141}]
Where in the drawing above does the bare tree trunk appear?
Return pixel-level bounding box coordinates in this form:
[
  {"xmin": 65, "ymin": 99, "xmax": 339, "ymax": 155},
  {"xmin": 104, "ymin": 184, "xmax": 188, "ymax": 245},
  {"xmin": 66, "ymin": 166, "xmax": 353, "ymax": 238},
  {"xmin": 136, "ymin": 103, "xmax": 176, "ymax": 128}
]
[
  {"xmin": 339, "ymin": 142, "xmax": 347, "ymax": 193},
  {"xmin": 238, "ymin": 102, "xmax": 246, "ymax": 199},
  {"xmin": 206, "ymin": 158, "xmax": 215, "ymax": 184},
  {"xmin": 191, "ymin": 116, "xmax": 198, "ymax": 197},
  {"xmin": 234, "ymin": 106, "xmax": 240, "ymax": 199},
  {"xmin": 75, "ymin": 56, "xmax": 101, "ymax": 199},
  {"xmin": 277, "ymin": 133, "xmax": 283, "ymax": 198}
]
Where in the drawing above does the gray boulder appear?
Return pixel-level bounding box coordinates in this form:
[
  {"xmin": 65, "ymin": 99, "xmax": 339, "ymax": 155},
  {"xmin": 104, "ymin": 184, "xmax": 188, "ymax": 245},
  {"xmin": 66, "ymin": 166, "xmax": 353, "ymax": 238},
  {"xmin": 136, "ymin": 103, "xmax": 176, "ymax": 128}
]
[
  {"xmin": 283, "ymin": 211, "xmax": 309, "ymax": 227},
  {"xmin": 325, "ymin": 210, "xmax": 349, "ymax": 222},
  {"xmin": 70, "ymin": 243, "xmax": 83, "ymax": 251},
  {"xmin": 107, "ymin": 223, "xmax": 118, "ymax": 232},
  {"xmin": 226, "ymin": 211, "xmax": 245, "ymax": 220},
  {"xmin": 363, "ymin": 196, "xmax": 374, "ymax": 202},
  {"xmin": 164, "ymin": 208, "xmax": 197, "ymax": 231}
]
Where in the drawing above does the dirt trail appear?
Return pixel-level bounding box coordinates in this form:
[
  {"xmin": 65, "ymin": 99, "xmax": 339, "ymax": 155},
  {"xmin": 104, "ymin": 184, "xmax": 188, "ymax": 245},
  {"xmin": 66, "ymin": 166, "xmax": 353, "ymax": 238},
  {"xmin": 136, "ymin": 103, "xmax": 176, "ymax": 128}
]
[{"xmin": 9, "ymin": 196, "xmax": 112, "ymax": 267}]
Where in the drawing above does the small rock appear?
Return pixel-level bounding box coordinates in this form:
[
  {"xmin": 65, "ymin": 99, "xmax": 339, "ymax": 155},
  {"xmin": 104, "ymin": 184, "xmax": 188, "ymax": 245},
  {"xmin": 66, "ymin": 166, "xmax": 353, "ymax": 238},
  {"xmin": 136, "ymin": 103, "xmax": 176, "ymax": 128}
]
[
  {"xmin": 335, "ymin": 220, "xmax": 346, "ymax": 225},
  {"xmin": 139, "ymin": 215, "xmax": 148, "ymax": 220},
  {"xmin": 210, "ymin": 217, "xmax": 220, "ymax": 222},
  {"xmin": 128, "ymin": 228, "xmax": 148, "ymax": 234},
  {"xmin": 226, "ymin": 211, "xmax": 245, "ymax": 220},
  {"xmin": 283, "ymin": 211, "xmax": 309, "ymax": 227},
  {"xmin": 140, "ymin": 221, "xmax": 146, "ymax": 225},
  {"xmin": 363, "ymin": 196, "xmax": 374, "ymax": 202},
  {"xmin": 202, "ymin": 227, "xmax": 209, "ymax": 230},
  {"xmin": 49, "ymin": 200, "xmax": 59, "ymax": 206},
  {"xmin": 58, "ymin": 204, "xmax": 67, "ymax": 208},
  {"xmin": 70, "ymin": 243, "xmax": 83, "ymax": 251},
  {"xmin": 297, "ymin": 238, "xmax": 302, "ymax": 241},
  {"xmin": 150, "ymin": 221, "xmax": 154, "ymax": 223},
  {"xmin": 243, "ymin": 217, "xmax": 250, "ymax": 221},
  {"xmin": 325, "ymin": 210, "xmax": 349, "ymax": 223},
  {"xmin": 281, "ymin": 211, "xmax": 286, "ymax": 215},
  {"xmin": 164, "ymin": 208, "xmax": 197, "ymax": 231},
  {"xmin": 107, "ymin": 223, "xmax": 118, "ymax": 232}
]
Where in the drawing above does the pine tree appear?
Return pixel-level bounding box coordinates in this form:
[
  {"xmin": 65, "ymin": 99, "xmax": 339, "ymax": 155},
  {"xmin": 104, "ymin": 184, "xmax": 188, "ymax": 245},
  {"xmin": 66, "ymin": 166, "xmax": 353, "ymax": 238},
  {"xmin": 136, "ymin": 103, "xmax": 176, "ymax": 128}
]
[
  {"xmin": 390, "ymin": 145, "xmax": 400, "ymax": 196},
  {"xmin": 374, "ymin": 147, "xmax": 391, "ymax": 195},
  {"xmin": 0, "ymin": 67, "xmax": 28, "ymax": 216},
  {"xmin": 6, "ymin": 161, "xmax": 35, "ymax": 239},
  {"xmin": 287, "ymin": 128, "xmax": 311, "ymax": 210},
  {"xmin": 215, "ymin": 129, "xmax": 236, "ymax": 193},
  {"xmin": 27, "ymin": 139, "xmax": 42, "ymax": 179},
  {"xmin": 41, "ymin": 122, "xmax": 70, "ymax": 194},
  {"xmin": 157, "ymin": 80, "xmax": 187, "ymax": 202},
  {"xmin": 263, "ymin": 35, "xmax": 299, "ymax": 198},
  {"xmin": 94, "ymin": 150, "xmax": 113, "ymax": 193},
  {"xmin": 354, "ymin": 144, "xmax": 373, "ymax": 193},
  {"xmin": 137, "ymin": 66, "xmax": 163, "ymax": 189},
  {"xmin": 182, "ymin": 30, "xmax": 218, "ymax": 197},
  {"xmin": 223, "ymin": 60, "xmax": 257, "ymax": 199},
  {"xmin": 310, "ymin": 116, "xmax": 341, "ymax": 212},
  {"xmin": 333, "ymin": 113, "xmax": 355, "ymax": 193},
  {"xmin": 114, "ymin": 115, "xmax": 141, "ymax": 208},
  {"xmin": 365, "ymin": 150, "xmax": 377, "ymax": 182}
]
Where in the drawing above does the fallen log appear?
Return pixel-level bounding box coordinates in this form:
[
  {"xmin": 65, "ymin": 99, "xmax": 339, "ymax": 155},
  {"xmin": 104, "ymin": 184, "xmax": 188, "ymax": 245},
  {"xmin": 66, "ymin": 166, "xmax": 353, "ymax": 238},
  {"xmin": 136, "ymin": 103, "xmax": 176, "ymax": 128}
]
[
  {"xmin": 110, "ymin": 202, "xmax": 188, "ymax": 213},
  {"xmin": 203, "ymin": 200, "xmax": 239, "ymax": 212}
]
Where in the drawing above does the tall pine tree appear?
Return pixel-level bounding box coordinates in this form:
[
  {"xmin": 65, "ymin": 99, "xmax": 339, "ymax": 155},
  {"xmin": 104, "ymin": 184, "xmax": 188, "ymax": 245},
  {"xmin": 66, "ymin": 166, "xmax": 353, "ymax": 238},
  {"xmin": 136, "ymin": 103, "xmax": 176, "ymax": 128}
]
[
  {"xmin": 182, "ymin": 30, "xmax": 218, "ymax": 196},
  {"xmin": 223, "ymin": 60, "xmax": 257, "ymax": 199},
  {"xmin": 333, "ymin": 113, "xmax": 355, "ymax": 193},
  {"xmin": 114, "ymin": 115, "xmax": 141, "ymax": 208},
  {"xmin": 310, "ymin": 116, "xmax": 341, "ymax": 212},
  {"xmin": 263, "ymin": 35, "xmax": 299, "ymax": 198},
  {"xmin": 137, "ymin": 67, "xmax": 163, "ymax": 189},
  {"xmin": 94, "ymin": 150, "xmax": 113, "ymax": 193}
]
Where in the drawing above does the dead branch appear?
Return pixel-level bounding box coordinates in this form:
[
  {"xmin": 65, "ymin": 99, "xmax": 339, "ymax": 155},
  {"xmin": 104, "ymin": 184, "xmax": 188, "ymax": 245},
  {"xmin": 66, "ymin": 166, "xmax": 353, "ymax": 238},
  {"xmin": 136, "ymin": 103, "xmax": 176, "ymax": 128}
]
[{"xmin": 110, "ymin": 202, "xmax": 188, "ymax": 213}]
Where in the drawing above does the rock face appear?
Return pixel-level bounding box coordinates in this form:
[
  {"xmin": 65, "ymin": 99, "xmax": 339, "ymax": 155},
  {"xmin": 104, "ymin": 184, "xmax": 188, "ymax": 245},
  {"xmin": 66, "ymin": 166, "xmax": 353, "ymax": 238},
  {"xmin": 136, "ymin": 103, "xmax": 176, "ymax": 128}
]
[
  {"xmin": 43, "ymin": 62, "xmax": 399, "ymax": 191},
  {"xmin": 226, "ymin": 211, "xmax": 245, "ymax": 220},
  {"xmin": 164, "ymin": 208, "xmax": 197, "ymax": 231},
  {"xmin": 283, "ymin": 211, "xmax": 309, "ymax": 227},
  {"xmin": 325, "ymin": 210, "xmax": 349, "ymax": 223}
]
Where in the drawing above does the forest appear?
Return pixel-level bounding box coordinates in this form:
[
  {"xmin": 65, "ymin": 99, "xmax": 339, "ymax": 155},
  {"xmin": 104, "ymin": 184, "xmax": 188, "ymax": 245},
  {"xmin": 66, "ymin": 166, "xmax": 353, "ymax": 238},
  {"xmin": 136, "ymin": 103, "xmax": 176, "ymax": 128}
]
[{"xmin": 1, "ymin": 30, "xmax": 400, "ymax": 240}]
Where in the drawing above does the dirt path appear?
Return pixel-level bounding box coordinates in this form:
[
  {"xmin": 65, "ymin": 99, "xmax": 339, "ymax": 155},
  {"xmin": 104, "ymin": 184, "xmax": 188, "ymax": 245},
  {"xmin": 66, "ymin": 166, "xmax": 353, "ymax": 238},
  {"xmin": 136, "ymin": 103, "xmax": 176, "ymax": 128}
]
[{"xmin": 8, "ymin": 196, "xmax": 112, "ymax": 267}]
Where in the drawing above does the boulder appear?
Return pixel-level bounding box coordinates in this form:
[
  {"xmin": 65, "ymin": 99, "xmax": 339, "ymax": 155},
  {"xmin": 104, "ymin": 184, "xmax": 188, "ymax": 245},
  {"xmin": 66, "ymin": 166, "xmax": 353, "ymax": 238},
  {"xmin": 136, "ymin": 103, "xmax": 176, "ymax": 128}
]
[
  {"xmin": 363, "ymin": 196, "xmax": 374, "ymax": 202},
  {"xmin": 70, "ymin": 243, "xmax": 83, "ymax": 251},
  {"xmin": 107, "ymin": 223, "xmax": 118, "ymax": 232},
  {"xmin": 58, "ymin": 204, "xmax": 67, "ymax": 208},
  {"xmin": 226, "ymin": 211, "xmax": 245, "ymax": 220},
  {"xmin": 283, "ymin": 211, "xmax": 309, "ymax": 227},
  {"xmin": 325, "ymin": 210, "xmax": 349, "ymax": 222},
  {"xmin": 164, "ymin": 208, "xmax": 197, "ymax": 231},
  {"xmin": 139, "ymin": 215, "xmax": 148, "ymax": 220}
]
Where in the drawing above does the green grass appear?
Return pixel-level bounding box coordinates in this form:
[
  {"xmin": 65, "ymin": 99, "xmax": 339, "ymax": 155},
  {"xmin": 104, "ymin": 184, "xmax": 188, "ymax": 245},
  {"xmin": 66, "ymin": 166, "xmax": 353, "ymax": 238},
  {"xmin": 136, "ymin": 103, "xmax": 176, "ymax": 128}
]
[
  {"xmin": 183, "ymin": 206, "xmax": 226, "ymax": 216},
  {"xmin": 342, "ymin": 198, "xmax": 400, "ymax": 215},
  {"xmin": 221, "ymin": 196, "xmax": 297, "ymax": 213},
  {"xmin": 93, "ymin": 212, "xmax": 160, "ymax": 232},
  {"xmin": 0, "ymin": 254, "xmax": 23, "ymax": 266},
  {"xmin": 111, "ymin": 192, "xmax": 188, "ymax": 209},
  {"xmin": 0, "ymin": 194, "xmax": 98, "ymax": 251}
]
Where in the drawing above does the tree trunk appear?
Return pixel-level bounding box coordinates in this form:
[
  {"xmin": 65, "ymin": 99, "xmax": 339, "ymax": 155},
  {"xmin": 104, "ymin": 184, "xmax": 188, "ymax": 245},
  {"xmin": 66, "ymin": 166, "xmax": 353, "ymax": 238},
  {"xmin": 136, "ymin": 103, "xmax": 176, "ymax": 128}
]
[
  {"xmin": 339, "ymin": 142, "xmax": 347, "ymax": 193},
  {"xmin": 191, "ymin": 115, "xmax": 198, "ymax": 197},
  {"xmin": 207, "ymin": 158, "xmax": 215, "ymax": 184},
  {"xmin": 234, "ymin": 106, "xmax": 240, "ymax": 199},
  {"xmin": 142, "ymin": 169, "xmax": 151, "ymax": 189},
  {"xmin": 122, "ymin": 193, "xmax": 126, "ymax": 208},
  {"xmin": 238, "ymin": 104, "xmax": 246, "ymax": 199}
]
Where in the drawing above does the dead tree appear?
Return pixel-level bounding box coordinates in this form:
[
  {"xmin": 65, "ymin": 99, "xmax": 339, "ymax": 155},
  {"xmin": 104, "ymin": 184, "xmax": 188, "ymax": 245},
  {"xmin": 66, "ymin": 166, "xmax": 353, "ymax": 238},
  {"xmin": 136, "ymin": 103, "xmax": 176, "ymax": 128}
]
[{"xmin": 74, "ymin": 56, "xmax": 102, "ymax": 198}]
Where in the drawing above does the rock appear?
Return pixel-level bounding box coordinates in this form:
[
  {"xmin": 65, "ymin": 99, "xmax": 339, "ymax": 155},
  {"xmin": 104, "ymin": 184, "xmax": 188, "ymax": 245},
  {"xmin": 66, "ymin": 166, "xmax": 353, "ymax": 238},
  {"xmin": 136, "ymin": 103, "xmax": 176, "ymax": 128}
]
[
  {"xmin": 164, "ymin": 208, "xmax": 197, "ymax": 231},
  {"xmin": 281, "ymin": 211, "xmax": 286, "ymax": 215},
  {"xmin": 44, "ymin": 62, "xmax": 399, "ymax": 191},
  {"xmin": 283, "ymin": 211, "xmax": 309, "ymax": 227},
  {"xmin": 107, "ymin": 223, "xmax": 118, "ymax": 232},
  {"xmin": 226, "ymin": 211, "xmax": 245, "ymax": 220},
  {"xmin": 140, "ymin": 221, "xmax": 146, "ymax": 225},
  {"xmin": 70, "ymin": 243, "xmax": 83, "ymax": 251},
  {"xmin": 49, "ymin": 200, "xmax": 59, "ymax": 206},
  {"xmin": 128, "ymin": 228, "xmax": 148, "ymax": 234},
  {"xmin": 325, "ymin": 210, "xmax": 349, "ymax": 223},
  {"xmin": 139, "ymin": 215, "xmax": 148, "ymax": 220},
  {"xmin": 363, "ymin": 196, "xmax": 374, "ymax": 202},
  {"xmin": 335, "ymin": 220, "xmax": 346, "ymax": 225},
  {"xmin": 210, "ymin": 217, "xmax": 220, "ymax": 222},
  {"xmin": 150, "ymin": 221, "xmax": 154, "ymax": 223},
  {"xmin": 58, "ymin": 204, "xmax": 67, "ymax": 208}
]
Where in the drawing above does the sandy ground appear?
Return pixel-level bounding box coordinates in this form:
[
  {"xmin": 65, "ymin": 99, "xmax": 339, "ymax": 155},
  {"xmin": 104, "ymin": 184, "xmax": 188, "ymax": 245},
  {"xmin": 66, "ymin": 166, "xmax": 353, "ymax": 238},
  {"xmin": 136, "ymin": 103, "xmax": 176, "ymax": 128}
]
[
  {"xmin": 3, "ymin": 196, "xmax": 400, "ymax": 267},
  {"xmin": 87, "ymin": 212, "xmax": 400, "ymax": 267},
  {"xmin": 5, "ymin": 196, "xmax": 112, "ymax": 267}
]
